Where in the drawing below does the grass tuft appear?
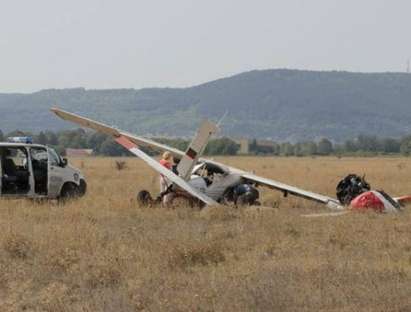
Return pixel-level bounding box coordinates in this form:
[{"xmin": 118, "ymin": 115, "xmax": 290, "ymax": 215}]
[
  {"xmin": 3, "ymin": 233, "xmax": 33, "ymax": 260},
  {"xmin": 169, "ymin": 241, "xmax": 226, "ymax": 269}
]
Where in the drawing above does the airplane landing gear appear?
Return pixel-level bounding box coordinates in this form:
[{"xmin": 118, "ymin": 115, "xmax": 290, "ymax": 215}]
[{"xmin": 137, "ymin": 190, "xmax": 155, "ymax": 206}]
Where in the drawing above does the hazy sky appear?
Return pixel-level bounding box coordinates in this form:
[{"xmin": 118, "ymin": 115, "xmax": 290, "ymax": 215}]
[{"xmin": 1, "ymin": 0, "xmax": 410, "ymax": 92}]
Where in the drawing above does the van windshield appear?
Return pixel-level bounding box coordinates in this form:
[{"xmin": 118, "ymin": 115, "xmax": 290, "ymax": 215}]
[{"xmin": 48, "ymin": 148, "xmax": 61, "ymax": 166}]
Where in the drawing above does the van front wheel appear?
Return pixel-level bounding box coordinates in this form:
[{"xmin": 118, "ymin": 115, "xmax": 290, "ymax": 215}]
[{"xmin": 59, "ymin": 183, "xmax": 80, "ymax": 202}]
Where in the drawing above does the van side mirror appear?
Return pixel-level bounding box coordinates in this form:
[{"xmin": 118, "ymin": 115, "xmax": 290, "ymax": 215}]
[{"xmin": 61, "ymin": 158, "xmax": 68, "ymax": 167}]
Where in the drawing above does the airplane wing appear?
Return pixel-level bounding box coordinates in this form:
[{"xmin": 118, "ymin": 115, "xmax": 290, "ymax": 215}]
[
  {"xmin": 241, "ymin": 173, "xmax": 343, "ymax": 209},
  {"xmin": 50, "ymin": 108, "xmax": 186, "ymax": 159},
  {"xmin": 203, "ymin": 159, "xmax": 344, "ymax": 210},
  {"xmin": 115, "ymin": 136, "xmax": 219, "ymax": 206}
]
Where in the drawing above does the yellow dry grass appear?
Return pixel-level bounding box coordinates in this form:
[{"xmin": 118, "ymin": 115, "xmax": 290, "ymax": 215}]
[{"xmin": 1, "ymin": 156, "xmax": 411, "ymax": 311}]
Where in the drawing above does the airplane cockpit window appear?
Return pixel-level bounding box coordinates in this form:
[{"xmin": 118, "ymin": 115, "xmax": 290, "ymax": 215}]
[
  {"xmin": 193, "ymin": 162, "xmax": 228, "ymax": 186},
  {"xmin": 194, "ymin": 162, "xmax": 227, "ymax": 176}
]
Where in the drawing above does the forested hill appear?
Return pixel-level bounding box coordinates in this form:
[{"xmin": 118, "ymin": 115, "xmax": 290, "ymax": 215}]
[{"xmin": 1, "ymin": 69, "xmax": 411, "ymax": 142}]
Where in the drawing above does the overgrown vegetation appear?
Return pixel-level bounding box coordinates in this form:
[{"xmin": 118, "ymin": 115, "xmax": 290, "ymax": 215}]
[{"xmin": 1, "ymin": 156, "xmax": 411, "ymax": 311}]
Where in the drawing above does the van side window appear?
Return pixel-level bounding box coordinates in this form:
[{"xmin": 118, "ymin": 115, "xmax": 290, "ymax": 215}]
[
  {"xmin": 48, "ymin": 148, "xmax": 61, "ymax": 166},
  {"xmin": 30, "ymin": 148, "xmax": 48, "ymax": 163}
]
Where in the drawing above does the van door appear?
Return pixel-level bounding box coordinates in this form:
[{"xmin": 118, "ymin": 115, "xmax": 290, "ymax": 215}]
[
  {"xmin": 47, "ymin": 148, "xmax": 65, "ymax": 198},
  {"xmin": 29, "ymin": 146, "xmax": 48, "ymax": 196}
]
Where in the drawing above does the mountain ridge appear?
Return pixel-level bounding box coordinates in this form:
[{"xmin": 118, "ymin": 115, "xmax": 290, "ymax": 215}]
[{"xmin": 1, "ymin": 69, "xmax": 411, "ymax": 142}]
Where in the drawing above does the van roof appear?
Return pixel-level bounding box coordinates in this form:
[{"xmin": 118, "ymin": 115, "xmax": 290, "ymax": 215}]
[{"xmin": 0, "ymin": 142, "xmax": 47, "ymax": 149}]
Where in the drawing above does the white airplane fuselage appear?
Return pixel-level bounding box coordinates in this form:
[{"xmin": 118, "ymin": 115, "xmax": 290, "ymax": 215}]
[{"xmin": 188, "ymin": 172, "xmax": 243, "ymax": 201}]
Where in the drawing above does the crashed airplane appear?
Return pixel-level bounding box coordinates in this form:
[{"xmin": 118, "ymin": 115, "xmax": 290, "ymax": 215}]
[{"xmin": 51, "ymin": 108, "xmax": 411, "ymax": 214}]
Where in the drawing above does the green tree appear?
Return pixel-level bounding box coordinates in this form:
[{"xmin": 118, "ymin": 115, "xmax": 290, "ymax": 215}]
[
  {"xmin": 400, "ymin": 136, "xmax": 411, "ymax": 156},
  {"xmin": 293, "ymin": 143, "xmax": 303, "ymax": 156},
  {"xmin": 36, "ymin": 131, "xmax": 48, "ymax": 145},
  {"xmin": 157, "ymin": 138, "xmax": 189, "ymax": 152},
  {"xmin": 381, "ymin": 138, "xmax": 400, "ymax": 154},
  {"xmin": 344, "ymin": 139, "xmax": 357, "ymax": 152},
  {"xmin": 99, "ymin": 138, "xmax": 128, "ymax": 156},
  {"xmin": 301, "ymin": 141, "xmax": 317, "ymax": 156},
  {"xmin": 58, "ymin": 129, "xmax": 87, "ymax": 148},
  {"xmin": 0, "ymin": 130, "xmax": 4, "ymax": 142},
  {"xmin": 205, "ymin": 138, "xmax": 239, "ymax": 155},
  {"xmin": 317, "ymin": 138, "xmax": 333, "ymax": 155},
  {"xmin": 280, "ymin": 142, "xmax": 294, "ymax": 156},
  {"xmin": 356, "ymin": 135, "xmax": 380, "ymax": 152},
  {"xmin": 249, "ymin": 139, "xmax": 258, "ymax": 154},
  {"xmin": 45, "ymin": 131, "xmax": 59, "ymax": 145},
  {"xmin": 87, "ymin": 132, "xmax": 108, "ymax": 151}
]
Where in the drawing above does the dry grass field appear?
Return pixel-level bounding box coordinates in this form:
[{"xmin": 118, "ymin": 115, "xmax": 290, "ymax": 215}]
[{"xmin": 1, "ymin": 156, "xmax": 411, "ymax": 311}]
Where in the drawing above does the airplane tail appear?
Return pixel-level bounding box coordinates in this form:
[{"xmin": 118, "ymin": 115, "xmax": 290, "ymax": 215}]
[{"xmin": 177, "ymin": 120, "xmax": 218, "ymax": 180}]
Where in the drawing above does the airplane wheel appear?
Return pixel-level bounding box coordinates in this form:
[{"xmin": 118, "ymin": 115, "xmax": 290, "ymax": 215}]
[
  {"xmin": 237, "ymin": 192, "xmax": 259, "ymax": 206},
  {"xmin": 137, "ymin": 190, "xmax": 153, "ymax": 206},
  {"xmin": 59, "ymin": 183, "xmax": 80, "ymax": 203}
]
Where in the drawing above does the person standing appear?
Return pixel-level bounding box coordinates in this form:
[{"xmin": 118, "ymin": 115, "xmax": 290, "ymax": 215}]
[{"xmin": 159, "ymin": 151, "xmax": 173, "ymax": 194}]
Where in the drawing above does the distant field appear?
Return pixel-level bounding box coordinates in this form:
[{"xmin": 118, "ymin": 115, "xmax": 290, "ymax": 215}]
[{"xmin": 1, "ymin": 156, "xmax": 411, "ymax": 311}]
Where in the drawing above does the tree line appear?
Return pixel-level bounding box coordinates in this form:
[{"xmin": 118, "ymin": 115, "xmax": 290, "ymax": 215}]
[
  {"xmin": 0, "ymin": 129, "xmax": 239, "ymax": 156},
  {"xmin": 1, "ymin": 129, "xmax": 411, "ymax": 156},
  {"xmin": 249, "ymin": 135, "xmax": 411, "ymax": 156}
]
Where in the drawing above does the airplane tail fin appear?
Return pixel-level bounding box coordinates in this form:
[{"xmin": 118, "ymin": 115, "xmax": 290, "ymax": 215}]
[{"xmin": 177, "ymin": 120, "xmax": 218, "ymax": 180}]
